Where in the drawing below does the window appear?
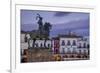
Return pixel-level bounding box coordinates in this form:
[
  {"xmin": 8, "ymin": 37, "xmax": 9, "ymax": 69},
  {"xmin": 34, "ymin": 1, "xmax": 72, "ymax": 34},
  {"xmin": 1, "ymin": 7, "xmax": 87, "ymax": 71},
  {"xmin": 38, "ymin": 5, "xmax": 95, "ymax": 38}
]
[
  {"xmin": 73, "ymin": 48, "xmax": 76, "ymax": 53},
  {"xmin": 40, "ymin": 43, "xmax": 43, "ymax": 47},
  {"xmin": 79, "ymin": 50, "xmax": 81, "ymax": 54},
  {"xmin": 84, "ymin": 50, "xmax": 86, "ymax": 54},
  {"xmin": 79, "ymin": 43, "xmax": 81, "ymax": 48},
  {"xmin": 83, "ymin": 43, "xmax": 86, "ymax": 48},
  {"xmin": 73, "ymin": 40, "xmax": 76, "ymax": 46},
  {"xmin": 67, "ymin": 48, "xmax": 71, "ymax": 54},
  {"xmin": 61, "ymin": 40, "xmax": 65, "ymax": 46},
  {"xmin": 48, "ymin": 44, "xmax": 50, "ymax": 47},
  {"xmin": 62, "ymin": 48, "xmax": 65, "ymax": 54},
  {"xmin": 67, "ymin": 40, "xmax": 71, "ymax": 45},
  {"xmin": 35, "ymin": 43, "xmax": 38, "ymax": 47},
  {"xmin": 87, "ymin": 44, "xmax": 89, "ymax": 48}
]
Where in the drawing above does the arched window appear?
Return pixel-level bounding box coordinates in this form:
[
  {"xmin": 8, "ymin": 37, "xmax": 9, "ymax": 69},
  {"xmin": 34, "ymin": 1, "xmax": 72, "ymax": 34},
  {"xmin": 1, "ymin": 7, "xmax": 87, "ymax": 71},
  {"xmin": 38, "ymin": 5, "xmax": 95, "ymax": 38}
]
[
  {"xmin": 61, "ymin": 40, "xmax": 65, "ymax": 46},
  {"xmin": 67, "ymin": 40, "xmax": 71, "ymax": 45},
  {"xmin": 35, "ymin": 43, "xmax": 38, "ymax": 47},
  {"xmin": 40, "ymin": 43, "xmax": 43, "ymax": 47},
  {"xmin": 73, "ymin": 40, "xmax": 76, "ymax": 46},
  {"xmin": 48, "ymin": 44, "xmax": 50, "ymax": 48}
]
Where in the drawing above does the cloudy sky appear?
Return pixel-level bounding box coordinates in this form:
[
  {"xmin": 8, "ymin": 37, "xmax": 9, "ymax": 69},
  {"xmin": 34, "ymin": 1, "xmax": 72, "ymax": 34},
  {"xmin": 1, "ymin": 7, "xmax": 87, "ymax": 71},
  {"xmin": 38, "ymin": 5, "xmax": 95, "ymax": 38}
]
[{"xmin": 21, "ymin": 10, "xmax": 90, "ymax": 37}]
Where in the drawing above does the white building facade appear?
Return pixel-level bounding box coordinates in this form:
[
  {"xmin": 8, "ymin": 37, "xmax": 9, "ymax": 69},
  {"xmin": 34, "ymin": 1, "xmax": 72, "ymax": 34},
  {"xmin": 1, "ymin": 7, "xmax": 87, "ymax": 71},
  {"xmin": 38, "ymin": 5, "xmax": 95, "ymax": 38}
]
[
  {"xmin": 21, "ymin": 33, "xmax": 30, "ymax": 54},
  {"xmin": 59, "ymin": 37, "xmax": 78, "ymax": 54},
  {"xmin": 21, "ymin": 33, "xmax": 89, "ymax": 56},
  {"xmin": 77, "ymin": 38, "xmax": 89, "ymax": 54},
  {"xmin": 59, "ymin": 36, "xmax": 89, "ymax": 55},
  {"xmin": 33, "ymin": 39, "xmax": 52, "ymax": 48}
]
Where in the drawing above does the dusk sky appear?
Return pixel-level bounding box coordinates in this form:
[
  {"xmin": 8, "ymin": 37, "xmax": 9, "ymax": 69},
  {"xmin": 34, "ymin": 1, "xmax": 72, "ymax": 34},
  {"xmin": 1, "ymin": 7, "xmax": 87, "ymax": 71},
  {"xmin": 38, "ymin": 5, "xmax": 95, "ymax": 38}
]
[{"xmin": 21, "ymin": 10, "xmax": 89, "ymax": 37}]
